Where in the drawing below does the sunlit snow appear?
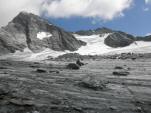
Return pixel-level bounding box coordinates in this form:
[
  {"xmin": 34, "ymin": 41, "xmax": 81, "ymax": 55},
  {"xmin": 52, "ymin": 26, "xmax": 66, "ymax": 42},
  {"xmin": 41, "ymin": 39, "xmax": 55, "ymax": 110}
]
[
  {"xmin": 0, "ymin": 48, "xmax": 69, "ymax": 61},
  {"xmin": 37, "ymin": 32, "xmax": 52, "ymax": 40},
  {"xmin": 1, "ymin": 33, "xmax": 151, "ymax": 61},
  {"xmin": 74, "ymin": 34, "xmax": 151, "ymax": 55}
]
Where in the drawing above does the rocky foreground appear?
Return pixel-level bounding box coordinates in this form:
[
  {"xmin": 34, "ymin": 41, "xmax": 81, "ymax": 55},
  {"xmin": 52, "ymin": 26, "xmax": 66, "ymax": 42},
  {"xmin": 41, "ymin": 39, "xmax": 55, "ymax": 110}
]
[{"xmin": 0, "ymin": 58, "xmax": 151, "ymax": 113}]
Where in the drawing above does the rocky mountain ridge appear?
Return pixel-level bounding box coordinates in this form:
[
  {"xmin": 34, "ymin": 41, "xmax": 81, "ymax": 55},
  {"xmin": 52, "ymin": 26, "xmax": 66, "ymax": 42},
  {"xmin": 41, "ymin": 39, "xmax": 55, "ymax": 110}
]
[
  {"xmin": 0, "ymin": 11, "xmax": 151, "ymax": 56},
  {"xmin": 0, "ymin": 12, "xmax": 86, "ymax": 55},
  {"xmin": 76, "ymin": 28, "xmax": 151, "ymax": 48}
]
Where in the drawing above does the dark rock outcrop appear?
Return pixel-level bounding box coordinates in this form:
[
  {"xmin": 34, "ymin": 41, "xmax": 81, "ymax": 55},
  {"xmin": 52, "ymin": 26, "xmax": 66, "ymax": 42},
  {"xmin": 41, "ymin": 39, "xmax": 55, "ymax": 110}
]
[
  {"xmin": 0, "ymin": 12, "xmax": 86, "ymax": 54},
  {"xmin": 104, "ymin": 32, "xmax": 135, "ymax": 48}
]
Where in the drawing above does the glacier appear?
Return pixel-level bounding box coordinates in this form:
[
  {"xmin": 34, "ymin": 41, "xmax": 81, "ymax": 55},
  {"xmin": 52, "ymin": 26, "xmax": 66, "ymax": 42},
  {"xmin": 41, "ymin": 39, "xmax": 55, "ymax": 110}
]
[{"xmin": 1, "ymin": 33, "xmax": 151, "ymax": 61}]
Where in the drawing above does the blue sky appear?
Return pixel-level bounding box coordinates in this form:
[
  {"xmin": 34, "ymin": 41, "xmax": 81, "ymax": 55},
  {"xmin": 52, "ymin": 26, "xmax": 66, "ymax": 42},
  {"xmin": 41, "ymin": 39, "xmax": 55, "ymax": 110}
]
[{"xmin": 44, "ymin": 0, "xmax": 151, "ymax": 36}]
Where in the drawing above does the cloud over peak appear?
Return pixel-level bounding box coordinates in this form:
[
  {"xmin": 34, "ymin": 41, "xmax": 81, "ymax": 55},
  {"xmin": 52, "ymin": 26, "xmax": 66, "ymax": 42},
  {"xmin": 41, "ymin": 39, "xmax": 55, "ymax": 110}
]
[
  {"xmin": 0, "ymin": 0, "xmax": 133, "ymax": 27},
  {"xmin": 42, "ymin": 0, "xmax": 133, "ymax": 20}
]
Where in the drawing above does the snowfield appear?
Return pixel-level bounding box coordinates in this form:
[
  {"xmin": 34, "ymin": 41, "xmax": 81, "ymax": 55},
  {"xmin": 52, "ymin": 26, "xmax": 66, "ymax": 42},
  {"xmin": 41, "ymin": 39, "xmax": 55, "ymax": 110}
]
[
  {"xmin": 37, "ymin": 32, "xmax": 52, "ymax": 40},
  {"xmin": 1, "ymin": 33, "xmax": 151, "ymax": 61},
  {"xmin": 1, "ymin": 48, "xmax": 69, "ymax": 61},
  {"xmin": 74, "ymin": 34, "xmax": 151, "ymax": 55}
]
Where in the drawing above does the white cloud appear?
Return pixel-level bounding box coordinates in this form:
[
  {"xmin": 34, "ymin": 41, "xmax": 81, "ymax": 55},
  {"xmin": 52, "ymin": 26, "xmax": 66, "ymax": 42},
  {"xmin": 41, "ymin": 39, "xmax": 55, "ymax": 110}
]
[
  {"xmin": 42, "ymin": 0, "xmax": 133, "ymax": 20},
  {"xmin": 144, "ymin": 7, "xmax": 149, "ymax": 11},
  {"xmin": 145, "ymin": 0, "xmax": 151, "ymax": 4},
  {"xmin": 0, "ymin": 0, "xmax": 133, "ymax": 27},
  {"xmin": 0, "ymin": 0, "xmax": 42, "ymax": 27}
]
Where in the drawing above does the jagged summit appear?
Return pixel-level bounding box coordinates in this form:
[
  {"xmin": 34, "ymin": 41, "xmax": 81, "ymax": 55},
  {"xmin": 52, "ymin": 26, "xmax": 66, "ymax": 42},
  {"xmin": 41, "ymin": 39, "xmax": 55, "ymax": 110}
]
[
  {"xmin": 12, "ymin": 11, "xmax": 50, "ymax": 25},
  {"xmin": 75, "ymin": 27, "xmax": 113, "ymax": 36},
  {"xmin": 0, "ymin": 12, "xmax": 86, "ymax": 55}
]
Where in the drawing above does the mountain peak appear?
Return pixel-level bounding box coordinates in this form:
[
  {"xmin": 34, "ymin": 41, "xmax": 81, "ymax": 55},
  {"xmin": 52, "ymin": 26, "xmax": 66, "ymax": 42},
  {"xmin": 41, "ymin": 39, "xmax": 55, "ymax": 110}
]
[
  {"xmin": 0, "ymin": 12, "xmax": 85, "ymax": 54},
  {"xmin": 18, "ymin": 11, "xmax": 31, "ymax": 15},
  {"xmin": 75, "ymin": 27, "xmax": 113, "ymax": 36},
  {"xmin": 11, "ymin": 11, "xmax": 50, "ymax": 26},
  {"xmin": 95, "ymin": 27, "xmax": 113, "ymax": 34}
]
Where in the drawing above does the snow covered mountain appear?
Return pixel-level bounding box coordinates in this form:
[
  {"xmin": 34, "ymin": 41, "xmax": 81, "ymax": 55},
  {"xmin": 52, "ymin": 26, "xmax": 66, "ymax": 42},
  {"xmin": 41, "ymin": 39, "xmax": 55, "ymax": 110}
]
[
  {"xmin": 2, "ymin": 33, "xmax": 151, "ymax": 61},
  {"xmin": 75, "ymin": 34, "xmax": 151, "ymax": 55},
  {"xmin": 0, "ymin": 12, "xmax": 85, "ymax": 55},
  {"xmin": 0, "ymin": 12, "xmax": 151, "ymax": 61}
]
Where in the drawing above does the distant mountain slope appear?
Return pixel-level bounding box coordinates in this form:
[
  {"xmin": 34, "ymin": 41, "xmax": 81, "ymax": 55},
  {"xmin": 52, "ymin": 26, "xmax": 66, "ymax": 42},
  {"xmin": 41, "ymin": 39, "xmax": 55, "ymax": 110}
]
[
  {"xmin": 0, "ymin": 11, "xmax": 151, "ymax": 60},
  {"xmin": 76, "ymin": 28, "xmax": 151, "ymax": 48},
  {"xmin": 136, "ymin": 35, "xmax": 151, "ymax": 41},
  {"xmin": 76, "ymin": 27, "xmax": 113, "ymax": 36},
  {"xmin": 0, "ymin": 12, "xmax": 86, "ymax": 55},
  {"xmin": 74, "ymin": 34, "xmax": 151, "ymax": 56}
]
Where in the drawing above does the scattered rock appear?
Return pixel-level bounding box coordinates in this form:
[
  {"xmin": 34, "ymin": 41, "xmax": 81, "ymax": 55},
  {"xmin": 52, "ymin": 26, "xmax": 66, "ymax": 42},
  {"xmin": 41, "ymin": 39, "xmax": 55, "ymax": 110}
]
[
  {"xmin": 76, "ymin": 59, "xmax": 84, "ymax": 66},
  {"xmin": 0, "ymin": 85, "xmax": 11, "ymax": 97},
  {"xmin": 51, "ymin": 98, "xmax": 62, "ymax": 105},
  {"xmin": 66, "ymin": 63, "xmax": 80, "ymax": 70},
  {"xmin": 109, "ymin": 106, "xmax": 118, "ymax": 111},
  {"xmin": 49, "ymin": 70, "xmax": 60, "ymax": 74},
  {"xmin": 112, "ymin": 71, "xmax": 129, "ymax": 76},
  {"xmin": 9, "ymin": 99, "xmax": 34, "ymax": 106},
  {"xmin": 79, "ymin": 76, "xmax": 108, "ymax": 90},
  {"xmin": 29, "ymin": 65, "xmax": 39, "ymax": 68},
  {"xmin": 127, "ymin": 67, "xmax": 131, "ymax": 70},
  {"xmin": 0, "ymin": 66, "xmax": 8, "ymax": 69},
  {"xmin": 36, "ymin": 68, "xmax": 47, "ymax": 73},
  {"xmin": 131, "ymin": 57, "xmax": 136, "ymax": 60},
  {"xmin": 114, "ymin": 66, "xmax": 123, "ymax": 69}
]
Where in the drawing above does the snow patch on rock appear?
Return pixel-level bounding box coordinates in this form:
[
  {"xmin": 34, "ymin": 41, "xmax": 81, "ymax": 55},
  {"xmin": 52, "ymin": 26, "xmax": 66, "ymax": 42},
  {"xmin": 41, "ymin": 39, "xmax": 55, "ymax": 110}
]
[{"xmin": 37, "ymin": 32, "xmax": 52, "ymax": 40}]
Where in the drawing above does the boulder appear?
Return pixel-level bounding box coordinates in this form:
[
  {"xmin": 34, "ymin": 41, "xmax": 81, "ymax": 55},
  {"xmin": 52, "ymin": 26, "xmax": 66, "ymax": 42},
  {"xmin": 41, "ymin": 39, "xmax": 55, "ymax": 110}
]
[
  {"xmin": 66, "ymin": 63, "xmax": 80, "ymax": 70},
  {"xmin": 79, "ymin": 76, "xmax": 108, "ymax": 90},
  {"xmin": 104, "ymin": 32, "xmax": 134, "ymax": 48}
]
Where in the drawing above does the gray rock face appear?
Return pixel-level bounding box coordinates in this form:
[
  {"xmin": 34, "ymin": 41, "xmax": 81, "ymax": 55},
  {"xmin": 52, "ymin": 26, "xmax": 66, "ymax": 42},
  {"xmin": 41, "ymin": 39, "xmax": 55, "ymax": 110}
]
[
  {"xmin": 0, "ymin": 12, "xmax": 86, "ymax": 54},
  {"xmin": 104, "ymin": 32, "xmax": 135, "ymax": 48},
  {"xmin": 76, "ymin": 27, "xmax": 113, "ymax": 36}
]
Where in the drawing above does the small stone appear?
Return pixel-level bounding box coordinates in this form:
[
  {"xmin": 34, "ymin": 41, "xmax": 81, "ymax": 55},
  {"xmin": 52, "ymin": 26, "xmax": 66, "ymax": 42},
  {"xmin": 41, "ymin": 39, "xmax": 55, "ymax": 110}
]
[
  {"xmin": 36, "ymin": 68, "xmax": 47, "ymax": 73},
  {"xmin": 114, "ymin": 66, "xmax": 123, "ymax": 69},
  {"xmin": 109, "ymin": 106, "xmax": 118, "ymax": 111},
  {"xmin": 112, "ymin": 71, "xmax": 129, "ymax": 76}
]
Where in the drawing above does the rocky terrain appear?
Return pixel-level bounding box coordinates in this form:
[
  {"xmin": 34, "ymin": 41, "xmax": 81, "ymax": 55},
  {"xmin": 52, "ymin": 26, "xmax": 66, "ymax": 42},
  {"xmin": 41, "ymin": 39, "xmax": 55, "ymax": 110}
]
[
  {"xmin": 0, "ymin": 12, "xmax": 151, "ymax": 58},
  {"xmin": 0, "ymin": 57, "xmax": 151, "ymax": 113},
  {"xmin": 0, "ymin": 11, "xmax": 151, "ymax": 113}
]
